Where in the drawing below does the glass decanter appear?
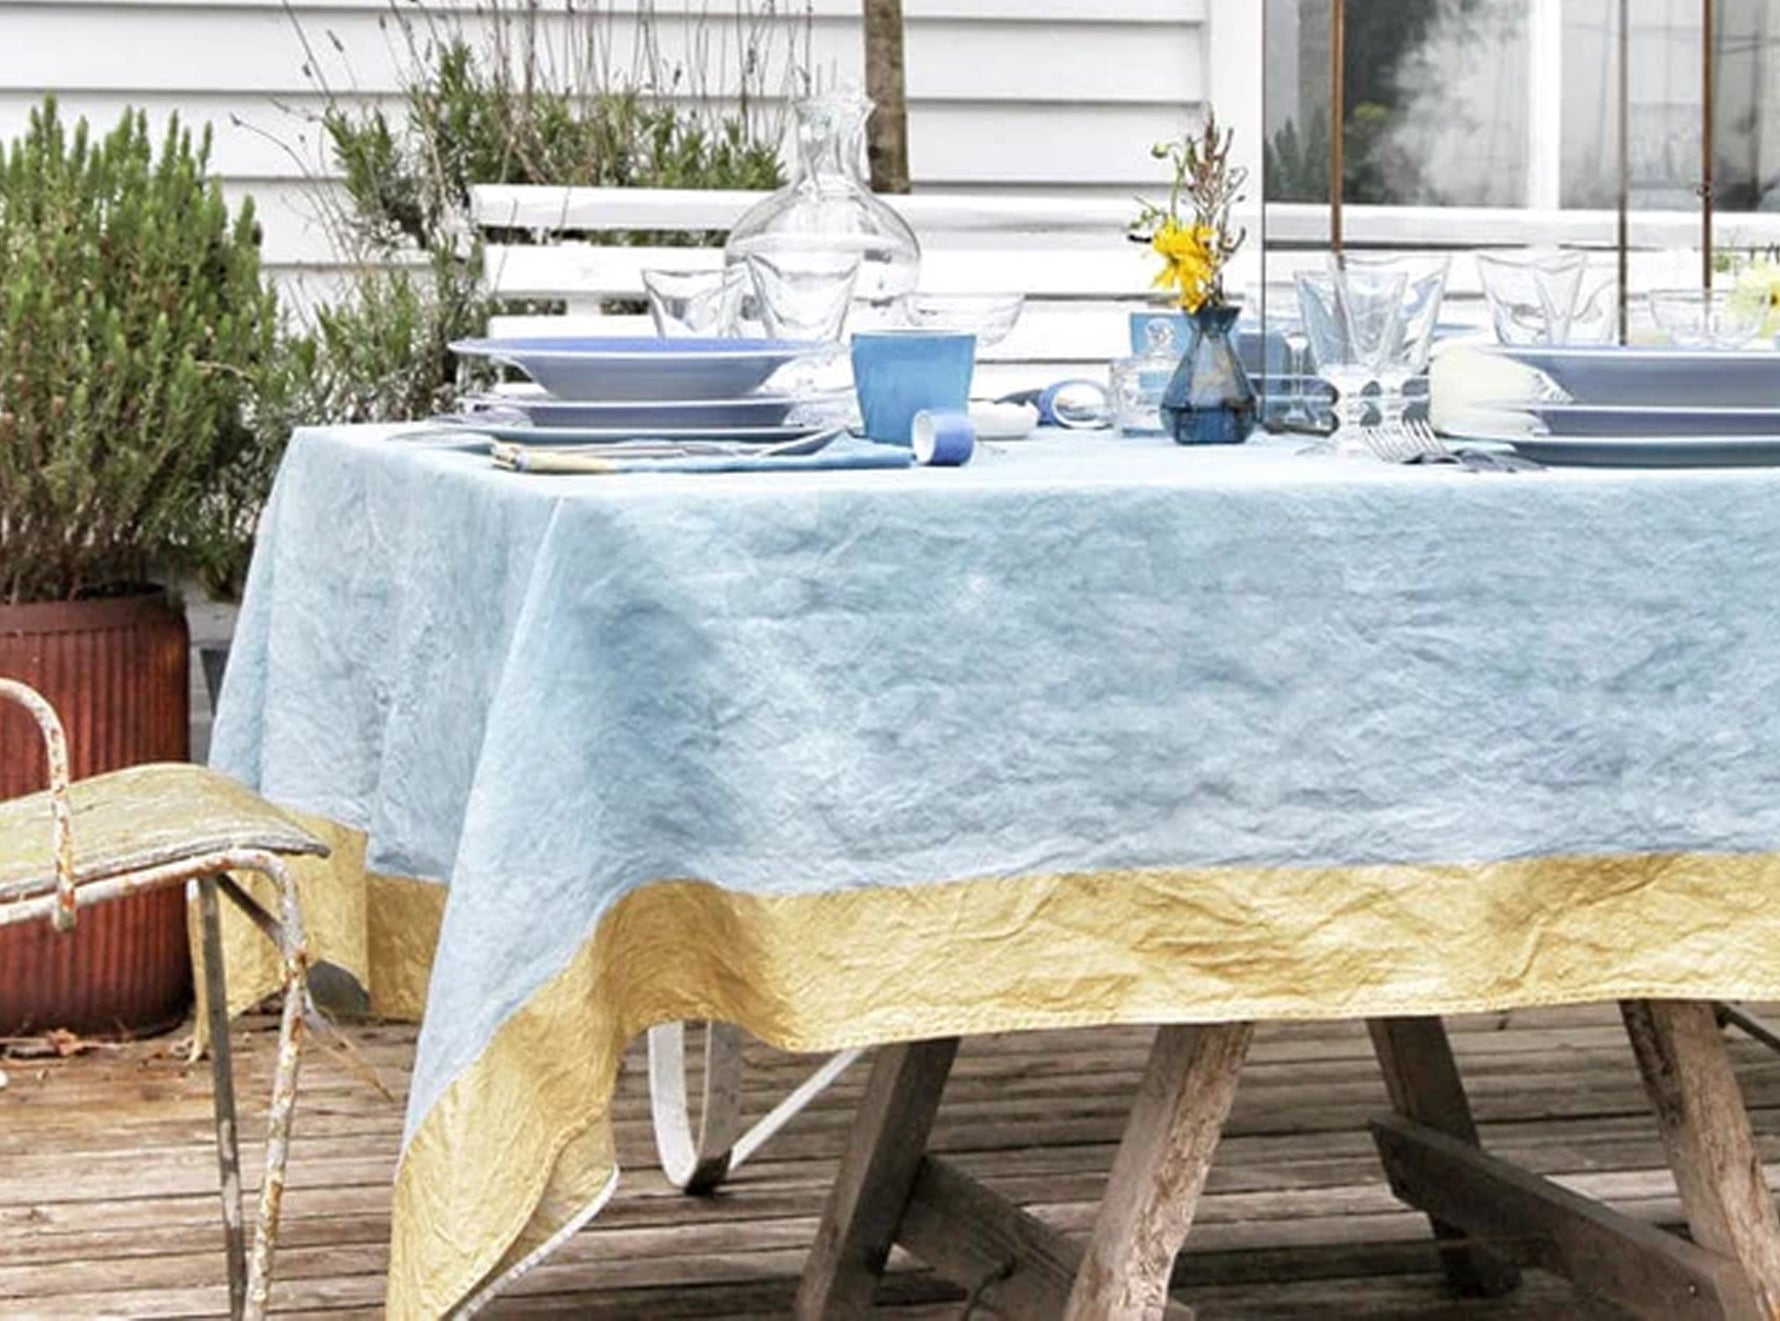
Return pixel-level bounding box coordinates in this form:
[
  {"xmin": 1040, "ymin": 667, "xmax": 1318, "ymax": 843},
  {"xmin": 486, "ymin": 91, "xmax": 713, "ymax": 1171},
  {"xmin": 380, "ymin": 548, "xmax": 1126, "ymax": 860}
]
[{"xmin": 725, "ymin": 92, "xmax": 921, "ymax": 313}]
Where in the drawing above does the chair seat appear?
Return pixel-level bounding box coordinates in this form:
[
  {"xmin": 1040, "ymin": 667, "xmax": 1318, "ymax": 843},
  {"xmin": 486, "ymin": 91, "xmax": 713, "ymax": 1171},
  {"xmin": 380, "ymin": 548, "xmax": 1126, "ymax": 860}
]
[{"xmin": 0, "ymin": 763, "xmax": 326, "ymax": 905}]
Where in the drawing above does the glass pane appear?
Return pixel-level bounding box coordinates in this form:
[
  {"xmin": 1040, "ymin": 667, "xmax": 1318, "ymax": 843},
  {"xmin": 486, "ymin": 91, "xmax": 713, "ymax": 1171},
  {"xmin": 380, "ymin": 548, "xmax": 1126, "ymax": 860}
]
[
  {"xmin": 1264, "ymin": 0, "xmax": 1533, "ymax": 211},
  {"xmin": 1561, "ymin": 0, "xmax": 1703, "ymax": 211},
  {"xmin": 1713, "ymin": 0, "xmax": 1780, "ymax": 215},
  {"xmin": 1262, "ymin": 0, "xmax": 1332, "ymax": 206},
  {"xmin": 1256, "ymin": 0, "xmax": 1739, "ymax": 376},
  {"xmin": 1260, "ymin": 0, "xmax": 1547, "ymax": 424}
]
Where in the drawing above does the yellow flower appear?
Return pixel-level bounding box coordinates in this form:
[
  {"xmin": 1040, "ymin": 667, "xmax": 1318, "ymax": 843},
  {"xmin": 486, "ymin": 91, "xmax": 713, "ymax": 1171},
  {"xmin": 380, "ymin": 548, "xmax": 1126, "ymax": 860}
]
[
  {"xmin": 1150, "ymin": 220, "xmax": 1220, "ymax": 312},
  {"xmin": 1731, "ymin": 259, "xmax": 1780, "ymax": 338}
]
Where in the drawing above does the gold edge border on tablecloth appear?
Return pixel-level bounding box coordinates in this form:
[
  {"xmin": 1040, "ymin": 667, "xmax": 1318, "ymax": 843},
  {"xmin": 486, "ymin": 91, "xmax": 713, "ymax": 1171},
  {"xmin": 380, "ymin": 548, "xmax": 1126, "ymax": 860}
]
[
  {"xmin": 390, "ymin": 850, "xmax": 1780, "ymax": 1318},
  {"xmin": 189, "ymin": 814, "xmax": 376, "ymax": 1055}
]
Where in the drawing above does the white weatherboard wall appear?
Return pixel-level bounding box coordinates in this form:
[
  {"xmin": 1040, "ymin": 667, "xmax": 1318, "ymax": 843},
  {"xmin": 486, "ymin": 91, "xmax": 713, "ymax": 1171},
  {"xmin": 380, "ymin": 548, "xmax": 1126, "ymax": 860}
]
[{"xmin": 0, "ymin": 0, "xmax": 1239, "ymax": 285}]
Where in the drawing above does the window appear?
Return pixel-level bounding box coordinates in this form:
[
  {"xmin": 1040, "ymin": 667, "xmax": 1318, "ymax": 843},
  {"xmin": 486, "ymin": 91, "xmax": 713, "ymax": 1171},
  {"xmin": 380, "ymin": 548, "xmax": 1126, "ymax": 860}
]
[{"xmin": 1262, "ymin": 0, "xmax": 1780, "ymax": 220}]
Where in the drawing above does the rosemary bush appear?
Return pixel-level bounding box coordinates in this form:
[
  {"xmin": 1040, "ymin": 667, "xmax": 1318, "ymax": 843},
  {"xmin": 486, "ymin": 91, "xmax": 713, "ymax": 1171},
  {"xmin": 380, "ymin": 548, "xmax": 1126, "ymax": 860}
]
[
  {"xmin": 0, "ymin": 101, "xmax": 283, "ymax": 604},
  {"xmin": 283, "ymin": 0, "xmax": 809, "ymax": 425}
]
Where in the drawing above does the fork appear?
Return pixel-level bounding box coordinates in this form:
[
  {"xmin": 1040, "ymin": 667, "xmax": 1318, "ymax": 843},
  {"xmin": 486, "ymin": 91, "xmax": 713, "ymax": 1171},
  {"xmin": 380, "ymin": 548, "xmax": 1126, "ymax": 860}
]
[
  {"xmin": 1363, "ymin": 419, "xmax": 1455, "ymax": 465},
  {"xmin": 1401, "ymin": 418, "xmax": 1458, "ymax": 459}
]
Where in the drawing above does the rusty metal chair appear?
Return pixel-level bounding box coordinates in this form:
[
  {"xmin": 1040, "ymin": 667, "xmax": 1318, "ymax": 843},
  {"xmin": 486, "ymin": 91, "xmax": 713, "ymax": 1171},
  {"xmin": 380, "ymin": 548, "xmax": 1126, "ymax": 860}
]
[{"xmin": 0, "ymin": 679, "xmax": 326, "ymax": 1319}]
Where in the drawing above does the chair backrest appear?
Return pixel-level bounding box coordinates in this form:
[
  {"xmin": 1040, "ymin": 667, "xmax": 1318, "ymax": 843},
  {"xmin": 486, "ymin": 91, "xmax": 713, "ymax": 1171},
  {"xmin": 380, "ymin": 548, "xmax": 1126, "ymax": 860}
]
[{"xmin": 469, "ymin": 185, "xmax": 1194, "ymax": 395}]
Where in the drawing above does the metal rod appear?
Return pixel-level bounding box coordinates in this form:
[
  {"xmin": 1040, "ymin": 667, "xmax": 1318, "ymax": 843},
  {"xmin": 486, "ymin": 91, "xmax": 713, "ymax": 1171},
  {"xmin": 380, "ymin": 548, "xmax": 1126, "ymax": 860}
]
[
  {"xmin": 199, "ymin": 876, "xmax": 248, "ymax": 1319},
  {"xmin": 1330, "ymin": 0, "xmax": 1346, "ymax": 257},
  {"xmin": 1702, "ymin": 0, "xmax": 1715, "ymax": 290},
  {"xmin": 1617, "ymin": 0, "xmax": 1630, "ymax": 344}
]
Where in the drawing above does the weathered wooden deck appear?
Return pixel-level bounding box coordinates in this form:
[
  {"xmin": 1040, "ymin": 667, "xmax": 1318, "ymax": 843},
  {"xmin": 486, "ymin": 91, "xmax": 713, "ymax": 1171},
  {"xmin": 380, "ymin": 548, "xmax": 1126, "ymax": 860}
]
[{"xmin": 7, "ymin": 1004, "xmax": 1780, "ymax": 1317}]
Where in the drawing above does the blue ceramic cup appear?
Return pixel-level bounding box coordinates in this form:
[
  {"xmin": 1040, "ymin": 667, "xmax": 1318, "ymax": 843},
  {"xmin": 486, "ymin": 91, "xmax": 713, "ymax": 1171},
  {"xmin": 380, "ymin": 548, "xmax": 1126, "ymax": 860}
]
[{"xmin": 850, "ymin": 331, "xmax": 976, "ymax": 446}]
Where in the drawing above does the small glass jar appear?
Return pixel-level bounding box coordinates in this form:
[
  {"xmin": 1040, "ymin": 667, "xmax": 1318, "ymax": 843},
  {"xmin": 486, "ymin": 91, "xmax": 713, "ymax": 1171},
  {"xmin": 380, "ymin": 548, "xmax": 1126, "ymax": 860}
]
[{"xmin": 1110, "ymin": 319, "xmax": 1182, "ymax": 435}]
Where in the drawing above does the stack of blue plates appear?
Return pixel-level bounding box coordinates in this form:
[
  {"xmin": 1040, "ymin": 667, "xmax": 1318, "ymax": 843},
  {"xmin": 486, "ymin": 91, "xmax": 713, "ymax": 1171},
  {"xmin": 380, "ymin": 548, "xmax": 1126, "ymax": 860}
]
[
  {"xmin": 449, "ymin": 337, "xmax": 833, "ymax": 446},
  {"xmin": 1448, "ymin": 345, "xmax": 1780, "ymax": 467}
]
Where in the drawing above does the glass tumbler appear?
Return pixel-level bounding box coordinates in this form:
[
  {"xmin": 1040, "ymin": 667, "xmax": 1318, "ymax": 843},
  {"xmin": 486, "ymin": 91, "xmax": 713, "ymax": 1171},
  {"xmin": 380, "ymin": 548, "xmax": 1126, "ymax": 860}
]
[
  {"xmin": 1476, "ymin": 249, "xmax": 1587, "ymax": 345},
  {"xmin": 642, "ymin": 266, "xmax": 748, "ymax": 338},
  {"xmin": 744, "ymin": 250, "xmax": 863, "ymax": 343}
]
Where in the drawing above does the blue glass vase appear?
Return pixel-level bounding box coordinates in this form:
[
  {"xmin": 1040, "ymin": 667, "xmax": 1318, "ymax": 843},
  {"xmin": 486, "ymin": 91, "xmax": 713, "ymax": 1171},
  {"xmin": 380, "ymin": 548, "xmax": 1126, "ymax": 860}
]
[{"xmin": 1159, "ymin": 304, "xmax": 1257, "ymax": 446}]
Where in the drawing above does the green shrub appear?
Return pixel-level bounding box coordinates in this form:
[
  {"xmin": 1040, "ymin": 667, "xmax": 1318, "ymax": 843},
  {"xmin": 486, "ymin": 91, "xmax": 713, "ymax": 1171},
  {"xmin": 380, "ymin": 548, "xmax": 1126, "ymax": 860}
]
[
  {"xmin": 324, "ymin": 36, "xmax": 787, "ymax": 255},
  {"xmin": 279, "ymin": 1, "xmax": 805, "ymax": 431},
  {"xmin": 0, "ymin": 100, "xmax": 283, "ymax": 604}
]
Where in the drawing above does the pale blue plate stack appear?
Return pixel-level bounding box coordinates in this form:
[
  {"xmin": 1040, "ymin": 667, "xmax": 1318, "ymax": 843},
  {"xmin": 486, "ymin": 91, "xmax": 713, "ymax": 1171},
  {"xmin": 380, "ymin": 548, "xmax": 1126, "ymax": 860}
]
[
  {"xmin": 1451, "ymin": 346, "xmax": 1780, "ymax": 467},
  {"xmin": 449, "ymin": 337, "xmax": 832, "ymax": 445}
]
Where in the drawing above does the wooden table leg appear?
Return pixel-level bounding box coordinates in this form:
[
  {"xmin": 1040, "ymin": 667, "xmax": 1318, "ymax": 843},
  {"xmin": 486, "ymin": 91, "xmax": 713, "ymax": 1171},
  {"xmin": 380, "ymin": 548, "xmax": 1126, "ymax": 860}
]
[
  {"xmin": 1062, "ymin": 1021, "xmax": 1254, "ymax": 1321},
  {"xmin": 796, "ymin": 1037, "xmax": 960, "ymax": 1319},
  {"xmin": 1367, "ymin": 1016, "xmax": 1523, "ymax": 1298},
  {"xmin": 1622, "ymin": 999, "xmax": 1780, "ymax": 1320}
]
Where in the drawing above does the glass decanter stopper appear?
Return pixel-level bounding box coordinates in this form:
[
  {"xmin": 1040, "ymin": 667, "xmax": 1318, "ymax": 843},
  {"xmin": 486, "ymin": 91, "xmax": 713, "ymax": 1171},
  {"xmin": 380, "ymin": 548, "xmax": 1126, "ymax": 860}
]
[{"xmin": 725, "ymin": 92, "xmax": 922, "ymax": 312}]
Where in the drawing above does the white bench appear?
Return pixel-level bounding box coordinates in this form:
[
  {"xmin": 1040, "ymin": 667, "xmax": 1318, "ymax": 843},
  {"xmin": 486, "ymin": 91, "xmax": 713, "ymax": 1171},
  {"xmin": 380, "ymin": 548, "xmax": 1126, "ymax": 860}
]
[
  {"xmin": 469, "ymin": 185, "xmax": 1242, "ymax": 395},
  {"xmin": 469, "ymin": 188, "xmax": 1765, "ymax": 395}
]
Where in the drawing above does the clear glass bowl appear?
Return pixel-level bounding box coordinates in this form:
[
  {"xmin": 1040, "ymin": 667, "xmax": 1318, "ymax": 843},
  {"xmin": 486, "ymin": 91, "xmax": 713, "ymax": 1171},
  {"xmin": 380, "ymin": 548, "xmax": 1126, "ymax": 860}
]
[
  {"xmin": 1648, "ymin": 289, "xmax": 1766, "ymax": 350},
  {"xmin": 894, "ymin": 292, "xmax": 1025, "ymax": 346}
]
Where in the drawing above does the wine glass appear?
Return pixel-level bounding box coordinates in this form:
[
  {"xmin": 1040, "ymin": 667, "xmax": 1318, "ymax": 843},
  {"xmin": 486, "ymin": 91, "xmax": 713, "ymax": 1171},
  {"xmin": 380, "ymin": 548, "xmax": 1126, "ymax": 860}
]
[
  {"xmin": 1262, "ymin": 281, "xmax": 1317, "ymax": 430},
  {"xmin": 1342, "ymin": 255, "xmax": 1450, "ymax": 430},
  {"xmin": 1295, "ymin": 263, "xmax": 1406, "ymax": 454}
]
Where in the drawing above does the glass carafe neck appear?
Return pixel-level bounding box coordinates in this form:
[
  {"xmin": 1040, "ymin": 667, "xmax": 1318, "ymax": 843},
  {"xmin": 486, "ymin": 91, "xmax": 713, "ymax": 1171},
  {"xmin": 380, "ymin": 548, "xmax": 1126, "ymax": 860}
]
[{"xmin": 792, "ymin": 94, "xmax": 873, "ymax": 188}]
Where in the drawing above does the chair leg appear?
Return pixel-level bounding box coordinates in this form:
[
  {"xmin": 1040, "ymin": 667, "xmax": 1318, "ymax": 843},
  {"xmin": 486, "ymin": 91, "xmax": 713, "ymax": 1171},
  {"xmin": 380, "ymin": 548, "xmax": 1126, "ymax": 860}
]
[
  {"xmin": 243, "ymin": 947, "xmax": 307, "ymax": 1320},
  {"xmin": 197, "ymin": 876, "xmax": 248, "ymax": 1318},
  {"xmin": 215, "ymin": 851, "xmax": 312, "ymax": 1321}
]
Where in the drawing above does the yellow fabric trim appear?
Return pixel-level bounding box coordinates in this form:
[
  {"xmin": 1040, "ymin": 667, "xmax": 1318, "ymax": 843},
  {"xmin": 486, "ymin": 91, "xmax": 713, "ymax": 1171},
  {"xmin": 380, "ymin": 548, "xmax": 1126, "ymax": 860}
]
[
  {"xmin": 190, "ymin": 814, "xmax": 376, "ymax": 1052},
  {"xmin": 365, "ymin": 873, "xmax": 443, "ymax": 1022},
  {"xmin": 390, "ymin": 850, "xmax": 1780, "ymax": 1318},
  {"xmin": 189, "ymin": 822, "xmax": 441, "ymax": 1047}
]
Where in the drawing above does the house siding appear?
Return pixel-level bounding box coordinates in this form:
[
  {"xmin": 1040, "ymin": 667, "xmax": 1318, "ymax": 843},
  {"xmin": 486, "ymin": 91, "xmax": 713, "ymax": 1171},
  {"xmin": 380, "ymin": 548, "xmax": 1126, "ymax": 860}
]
[{"xmin": 0, "ymin": 0, "xmax": 1222, "ymax": 277}]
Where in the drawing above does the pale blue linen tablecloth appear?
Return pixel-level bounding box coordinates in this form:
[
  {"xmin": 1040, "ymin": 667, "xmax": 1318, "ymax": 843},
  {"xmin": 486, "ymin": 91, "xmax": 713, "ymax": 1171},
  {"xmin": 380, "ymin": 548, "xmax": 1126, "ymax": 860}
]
[{"xmin": 212, "ymin": 424, "xmax": 1780, "ymax": 1144}]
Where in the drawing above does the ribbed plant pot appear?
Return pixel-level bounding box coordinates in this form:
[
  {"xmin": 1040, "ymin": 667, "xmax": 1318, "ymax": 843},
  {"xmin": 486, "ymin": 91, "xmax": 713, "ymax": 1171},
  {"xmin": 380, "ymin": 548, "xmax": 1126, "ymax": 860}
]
[{"xmin": 0, "ymin": 592, "xmax": 194, "ymax": 1036}]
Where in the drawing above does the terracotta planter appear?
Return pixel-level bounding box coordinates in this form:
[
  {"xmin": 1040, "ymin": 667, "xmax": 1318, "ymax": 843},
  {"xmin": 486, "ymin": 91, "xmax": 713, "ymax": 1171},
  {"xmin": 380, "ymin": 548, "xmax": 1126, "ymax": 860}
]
[{"xmin": 0, "ymin": 592, "xmax": 193, "ymax": 1036}]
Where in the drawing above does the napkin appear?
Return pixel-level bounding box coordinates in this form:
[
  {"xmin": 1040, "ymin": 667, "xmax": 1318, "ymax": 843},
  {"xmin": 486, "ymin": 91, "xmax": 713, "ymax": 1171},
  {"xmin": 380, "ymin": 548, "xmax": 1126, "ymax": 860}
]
[
  {"xmin": 1427, "ymin": 340, "xmax": 1570, "ymax": 437},
  {"xmin": 490, "ymin": 436, "xmax": 915, "ymax": 475}
]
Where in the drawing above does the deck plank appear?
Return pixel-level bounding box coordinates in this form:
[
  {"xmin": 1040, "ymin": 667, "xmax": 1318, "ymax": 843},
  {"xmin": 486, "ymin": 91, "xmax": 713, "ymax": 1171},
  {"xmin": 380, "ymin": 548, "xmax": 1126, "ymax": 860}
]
[{"xmin": 4, "ymin": 1005, "xmax": 1780, "ymax": 1316}]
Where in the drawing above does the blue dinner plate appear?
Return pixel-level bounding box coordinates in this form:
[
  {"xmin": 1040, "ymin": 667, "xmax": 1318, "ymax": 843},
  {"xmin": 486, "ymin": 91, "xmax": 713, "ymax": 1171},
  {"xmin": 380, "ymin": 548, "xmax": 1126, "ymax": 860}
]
[
  {"xmin": 465, "ymin": 392, "xmax": 811, "ymax": 430},
  {"xmin": 1503, "ymin": 433, "xmax": 1780, "ymax": 468},
  {"xmin": 450, "ymin": 337, "xmax": 824, "ymax": 402},
  {"xmin": 470, "ymin": 422, "xmax": 818, "ymax": 446},
  {"xmin": 1519, "ymin": 404, "xmax": 1780, "ymax": 437},
  {"xmin": 1489, "ymin": 345, "xmax": 1780, "ymax": 408}
]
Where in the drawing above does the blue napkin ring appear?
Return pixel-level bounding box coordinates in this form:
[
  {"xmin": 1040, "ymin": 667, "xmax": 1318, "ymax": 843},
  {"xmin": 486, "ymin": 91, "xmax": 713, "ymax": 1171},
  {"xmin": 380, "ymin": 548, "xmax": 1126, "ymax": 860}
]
[{"xmin": 912, "ymin": 410, "xmax": 976, "ymax": 466}]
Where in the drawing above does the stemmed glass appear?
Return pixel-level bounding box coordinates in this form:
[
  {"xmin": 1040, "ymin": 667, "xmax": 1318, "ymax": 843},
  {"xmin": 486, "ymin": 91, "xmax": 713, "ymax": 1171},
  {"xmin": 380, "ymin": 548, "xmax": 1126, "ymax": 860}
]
[
  {"xmin": 1295, "ymin": 262, "xmax": 1406, "ymax": 454},
  {"xmin": 1343, "ymin": 254, "xmax": 1450, "ymax": 431},
  {"xmin": 1263, "ymin": 282, "xmax": 1315, "ymax": 430}
]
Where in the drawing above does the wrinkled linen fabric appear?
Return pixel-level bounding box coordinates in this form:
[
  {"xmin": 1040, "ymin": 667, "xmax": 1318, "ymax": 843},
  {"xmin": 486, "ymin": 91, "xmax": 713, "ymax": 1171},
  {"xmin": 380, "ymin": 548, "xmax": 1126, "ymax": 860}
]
[{"xmin": 213, "ymin": 424, "xmax": 1780, "ymax": 1315}]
